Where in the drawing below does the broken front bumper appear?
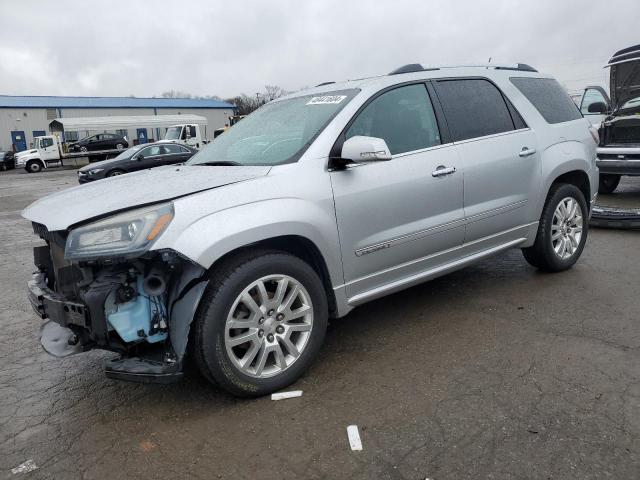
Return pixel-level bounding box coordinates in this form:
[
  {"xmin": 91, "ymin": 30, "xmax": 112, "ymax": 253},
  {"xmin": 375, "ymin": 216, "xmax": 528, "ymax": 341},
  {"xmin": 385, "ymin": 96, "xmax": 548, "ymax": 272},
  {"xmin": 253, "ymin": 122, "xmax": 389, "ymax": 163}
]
[{"xmin": 28, "ymin": 271, "xmax": 89, "ymax": 357}]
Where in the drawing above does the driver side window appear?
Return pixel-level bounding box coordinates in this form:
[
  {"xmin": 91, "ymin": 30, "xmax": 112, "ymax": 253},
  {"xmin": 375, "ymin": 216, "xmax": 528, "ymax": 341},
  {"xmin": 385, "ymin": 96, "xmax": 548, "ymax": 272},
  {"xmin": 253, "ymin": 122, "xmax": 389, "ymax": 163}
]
[{"xmin": 346, "ymin": 84, "xmax": 441, "ymax": 155}]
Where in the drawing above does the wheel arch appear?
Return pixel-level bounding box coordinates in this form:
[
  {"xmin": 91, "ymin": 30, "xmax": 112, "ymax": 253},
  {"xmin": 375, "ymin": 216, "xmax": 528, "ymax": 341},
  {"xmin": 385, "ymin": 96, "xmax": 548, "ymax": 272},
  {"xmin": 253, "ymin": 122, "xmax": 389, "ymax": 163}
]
[
  {"xmin": 205, "ymin": 234, "xmax": 339, "ymax": 319},
  {"xmin": 550, "ymin": 169, "xmax": 591, "ymax": 210},
  {"xmin": 25, "ymin": 158, "xmax": 44, "ymax": 172}
]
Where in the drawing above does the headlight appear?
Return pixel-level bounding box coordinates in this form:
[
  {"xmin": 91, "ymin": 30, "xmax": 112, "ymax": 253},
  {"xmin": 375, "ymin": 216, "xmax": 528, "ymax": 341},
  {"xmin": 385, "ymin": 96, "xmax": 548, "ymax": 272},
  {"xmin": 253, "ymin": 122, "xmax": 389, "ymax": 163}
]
[
  {"xmin": 65, "ymin": 203, "xmax": 174, "ymax": 260},
  {"xmin": 88, "ymin": 168, "xmax": 104, "ymax": 175}
]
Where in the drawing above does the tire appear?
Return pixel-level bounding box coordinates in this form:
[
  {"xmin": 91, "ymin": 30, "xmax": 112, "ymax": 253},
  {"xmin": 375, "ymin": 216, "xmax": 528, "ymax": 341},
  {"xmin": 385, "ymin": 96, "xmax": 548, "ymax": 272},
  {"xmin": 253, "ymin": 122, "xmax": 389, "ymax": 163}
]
[
  {"xmin": 80, "ymin": 146, "xmax": 88, "ymax": 153},
  {"xmin": 0, "ymin": 163, "xmax": 6, "ymax": 171},
  {"xmin": 192, "ymin": 250, "xmax": 328, "ymax": 397},
  {"xmin": 522, "ymin": 183, "xmax": 588, "ymax": 272},
  {"xmin": 598, "ymin": 174, "xmax": 621, "ymax": 194},
  {"xmin": 106, "ymin": 169, "xmax": 125, "ymax": 177},
  {"xmin": 116, "ymin": 143, "xmax": 124, "ymax": 150},
  {"xmin": 26, "ymin": 161, "xmax": 42, "ymax": 173}
]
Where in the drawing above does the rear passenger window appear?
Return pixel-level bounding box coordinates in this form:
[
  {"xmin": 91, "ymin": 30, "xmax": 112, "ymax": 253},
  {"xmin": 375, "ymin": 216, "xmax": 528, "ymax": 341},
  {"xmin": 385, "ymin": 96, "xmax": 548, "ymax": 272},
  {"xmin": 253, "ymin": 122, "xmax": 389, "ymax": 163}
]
[
  {"xmin": 511, "ymin": 77, "xmax": 582, "ymax": 124},
  {"xmin": 434, "ymin": 79, "xmax": 516, "ymax": 142},
  {"xmin": 346, "ymin": 84, "xmax": 441, "ymax": 155}
]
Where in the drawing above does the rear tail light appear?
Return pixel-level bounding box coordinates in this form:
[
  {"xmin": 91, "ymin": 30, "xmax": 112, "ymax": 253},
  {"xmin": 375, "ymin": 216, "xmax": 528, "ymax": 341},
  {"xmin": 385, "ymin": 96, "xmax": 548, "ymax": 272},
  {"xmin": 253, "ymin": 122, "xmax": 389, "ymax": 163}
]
[{"xmin": 588, "ymin": 126, "xmax": 600, "ymax": 145}]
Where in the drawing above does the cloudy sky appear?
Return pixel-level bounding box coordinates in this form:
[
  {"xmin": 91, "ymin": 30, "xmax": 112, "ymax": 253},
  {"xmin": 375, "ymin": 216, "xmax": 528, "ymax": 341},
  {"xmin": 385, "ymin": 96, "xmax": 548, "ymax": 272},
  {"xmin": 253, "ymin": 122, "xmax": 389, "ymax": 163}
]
[{"xmin": 0, "ymin": 0, "xmax": 638, "ymax": 99}]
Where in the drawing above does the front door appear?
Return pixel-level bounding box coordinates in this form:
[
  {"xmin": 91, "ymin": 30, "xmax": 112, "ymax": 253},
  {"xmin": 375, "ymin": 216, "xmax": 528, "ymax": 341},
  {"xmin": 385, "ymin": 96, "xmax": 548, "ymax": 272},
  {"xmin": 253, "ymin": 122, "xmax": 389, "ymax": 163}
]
[
  {"xmin": 11, "ymin": 131, "xmax": 27, "ymax": 152},
  {"xmin": 137, "ymin": 128, "xmax": 148, "ymax": 145},
  {"xmin": 330, "ymin": 83, "xmax": 465, "ymax": 299}
]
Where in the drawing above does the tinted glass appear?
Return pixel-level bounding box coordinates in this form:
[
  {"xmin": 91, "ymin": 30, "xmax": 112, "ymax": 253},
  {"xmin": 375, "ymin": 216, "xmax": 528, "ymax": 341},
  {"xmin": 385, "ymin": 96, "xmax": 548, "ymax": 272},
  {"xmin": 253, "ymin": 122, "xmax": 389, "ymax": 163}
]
[
  {"xmin": 435, "ymin": 79, "xmax": 515, "ymax": 141},
  {"xmin": 346, "ymin": 84, "xmax": 441, "ymax": 155},
  {"xmin": 511, "ymin": 77, "xmax": 582, "ymax": 124},
  {"xmin": 188, "ymin": 89, "xmax": 358, "ymax": 166},
  {"xmin": 140, "ymin": 145, "xmax": 163, "ymax": 157}
]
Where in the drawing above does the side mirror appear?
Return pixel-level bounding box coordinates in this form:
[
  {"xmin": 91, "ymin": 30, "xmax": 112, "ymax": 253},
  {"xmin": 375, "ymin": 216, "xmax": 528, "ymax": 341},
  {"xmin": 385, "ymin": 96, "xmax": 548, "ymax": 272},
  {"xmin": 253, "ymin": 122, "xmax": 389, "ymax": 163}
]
[
  {"xmin": 340, "ymin": 136, "xmax": 392, "ymax": 163},
  {"xmin": 588, "ymin": 102, "xmax": 608, "ymax": 114}
]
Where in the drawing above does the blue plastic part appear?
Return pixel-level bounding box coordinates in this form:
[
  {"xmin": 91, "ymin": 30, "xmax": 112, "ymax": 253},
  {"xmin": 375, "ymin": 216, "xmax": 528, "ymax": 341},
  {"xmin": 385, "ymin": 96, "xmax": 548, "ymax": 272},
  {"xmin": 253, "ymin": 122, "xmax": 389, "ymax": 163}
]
[{"xmin": 107, "ymin": 277, "xmax": 168, "ymax": 344}]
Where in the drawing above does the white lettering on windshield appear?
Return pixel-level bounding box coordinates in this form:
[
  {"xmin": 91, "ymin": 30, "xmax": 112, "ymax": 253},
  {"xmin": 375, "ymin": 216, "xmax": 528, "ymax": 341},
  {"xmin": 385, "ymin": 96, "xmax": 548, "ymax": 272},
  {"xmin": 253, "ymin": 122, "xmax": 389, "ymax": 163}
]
[{"xmin": 306, "ymin": 95, "xmax": 347, "ymax": 105}]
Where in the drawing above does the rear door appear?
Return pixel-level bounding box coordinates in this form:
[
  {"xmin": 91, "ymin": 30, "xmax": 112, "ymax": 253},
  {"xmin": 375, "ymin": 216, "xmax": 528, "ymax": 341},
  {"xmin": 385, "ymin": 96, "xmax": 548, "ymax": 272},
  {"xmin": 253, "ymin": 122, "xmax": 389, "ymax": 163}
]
[
  {"xmin": 433, "ymin": 78, "xmax": 540, "ymax": 246},
  {"xmin": 162, "ymin": 144, "xmax": 192, "ymax": 164},
  {"xmin": 330, "ymin": 83, "xmax": 465, "ymax": 299}
]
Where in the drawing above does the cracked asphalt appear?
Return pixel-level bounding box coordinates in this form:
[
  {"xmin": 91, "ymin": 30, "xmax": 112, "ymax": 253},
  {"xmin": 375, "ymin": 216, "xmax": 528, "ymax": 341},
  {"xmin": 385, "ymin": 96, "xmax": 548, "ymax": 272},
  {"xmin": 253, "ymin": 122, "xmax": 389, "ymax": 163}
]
[{"xmin": 1, "ymin": 168, "xmax": 639, "ymax": 479}]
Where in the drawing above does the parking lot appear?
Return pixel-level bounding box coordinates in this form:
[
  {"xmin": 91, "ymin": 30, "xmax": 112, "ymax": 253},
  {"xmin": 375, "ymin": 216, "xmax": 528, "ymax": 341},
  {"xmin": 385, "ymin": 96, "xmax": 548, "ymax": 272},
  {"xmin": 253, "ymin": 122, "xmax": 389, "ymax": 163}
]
[{"xmin": 1, "ymin": 168, "xmax": 638, "ymax": 479}]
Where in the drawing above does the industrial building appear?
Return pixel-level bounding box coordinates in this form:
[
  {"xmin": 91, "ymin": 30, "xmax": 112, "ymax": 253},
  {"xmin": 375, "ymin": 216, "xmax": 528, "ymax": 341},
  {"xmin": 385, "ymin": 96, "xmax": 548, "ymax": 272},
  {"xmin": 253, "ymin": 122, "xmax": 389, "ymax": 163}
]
[{"xmin": 0, "ymin": 95, "xmax": 235, "ymax": 151}]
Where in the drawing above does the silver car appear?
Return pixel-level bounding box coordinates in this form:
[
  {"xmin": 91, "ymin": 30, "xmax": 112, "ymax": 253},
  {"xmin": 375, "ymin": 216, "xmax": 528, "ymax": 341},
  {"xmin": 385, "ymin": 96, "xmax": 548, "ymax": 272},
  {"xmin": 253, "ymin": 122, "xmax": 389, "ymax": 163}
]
[{"xmin": 23, "ymin": 63, "xmax": 599, "ymax": 396}]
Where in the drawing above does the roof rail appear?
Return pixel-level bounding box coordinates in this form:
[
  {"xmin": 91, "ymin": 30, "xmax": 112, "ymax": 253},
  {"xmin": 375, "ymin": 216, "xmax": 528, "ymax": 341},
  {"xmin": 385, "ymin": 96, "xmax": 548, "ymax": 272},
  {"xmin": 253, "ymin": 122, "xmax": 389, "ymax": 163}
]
[
  {"xmin": 494, "ymin": 63, "xmax": 537, "ymax": 72},
  {"xmin": 315, "ymin": 81, "xmax": 336, "ymax": 87},
  {"xmin": 389, "ymin": 64, "xmax": 429, "ymax": 75}
]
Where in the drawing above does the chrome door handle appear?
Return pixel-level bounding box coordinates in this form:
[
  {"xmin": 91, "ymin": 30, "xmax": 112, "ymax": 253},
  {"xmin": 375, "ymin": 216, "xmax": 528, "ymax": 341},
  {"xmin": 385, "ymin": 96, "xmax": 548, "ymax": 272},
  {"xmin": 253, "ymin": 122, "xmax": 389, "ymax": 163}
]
[
  {"xmin": 519, "ymin": 147, "xmax": 537, "ymax": 157},
  {"xmin": 431, "ymin": 165, "xmax": 457, "ymax": 177}
]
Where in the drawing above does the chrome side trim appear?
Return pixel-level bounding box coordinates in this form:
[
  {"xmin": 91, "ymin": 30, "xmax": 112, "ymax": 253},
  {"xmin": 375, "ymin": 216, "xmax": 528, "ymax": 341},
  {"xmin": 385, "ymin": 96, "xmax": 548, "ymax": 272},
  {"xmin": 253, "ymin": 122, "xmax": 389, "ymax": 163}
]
[
  {"xmin": 347, "ymin": 222, "xmax": 536, "ymax": 289},
  {"xmin": 348, "ymin": 237, "xmax": 527, "ymax": 306},
  {"xmin": 354, "ymin": 200, "xmax": 527, "ymax": 256}
]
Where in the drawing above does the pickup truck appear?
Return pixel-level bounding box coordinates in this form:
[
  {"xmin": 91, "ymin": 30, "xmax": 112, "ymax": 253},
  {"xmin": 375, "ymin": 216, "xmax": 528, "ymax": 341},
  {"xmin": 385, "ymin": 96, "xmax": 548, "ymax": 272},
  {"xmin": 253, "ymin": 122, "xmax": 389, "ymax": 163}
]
[{"xmin": 573, "ymin": 44, "xmax": 640, "ymax": 193}]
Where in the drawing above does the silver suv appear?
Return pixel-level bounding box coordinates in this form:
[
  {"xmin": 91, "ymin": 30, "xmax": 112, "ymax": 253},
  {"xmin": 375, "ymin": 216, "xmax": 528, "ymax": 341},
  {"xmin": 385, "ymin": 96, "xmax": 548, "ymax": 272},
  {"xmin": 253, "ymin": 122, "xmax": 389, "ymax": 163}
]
[{"xmin": 23, "ymin": 63, "xmax": 599, "ymax": 396}]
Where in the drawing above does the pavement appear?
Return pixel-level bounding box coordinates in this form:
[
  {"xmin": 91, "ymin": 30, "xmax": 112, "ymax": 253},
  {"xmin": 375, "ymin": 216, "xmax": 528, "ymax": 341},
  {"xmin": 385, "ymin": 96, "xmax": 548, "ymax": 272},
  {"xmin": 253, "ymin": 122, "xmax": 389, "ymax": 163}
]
[
  {"xmin": 1, "ymin": 168, "xmax": 638, "ymax": 480},
  {"xmin": 597, "ymin": 176, "xmax": 640, "ymax": 209}
]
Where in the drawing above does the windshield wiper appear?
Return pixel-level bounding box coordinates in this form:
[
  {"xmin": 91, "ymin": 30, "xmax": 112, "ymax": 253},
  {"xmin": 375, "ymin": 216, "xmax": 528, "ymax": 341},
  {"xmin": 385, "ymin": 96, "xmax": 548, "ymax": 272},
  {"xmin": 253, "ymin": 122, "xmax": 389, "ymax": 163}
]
[{"xmin": 196, "ymin": 161, "xmax": 243, "ymax": 166}]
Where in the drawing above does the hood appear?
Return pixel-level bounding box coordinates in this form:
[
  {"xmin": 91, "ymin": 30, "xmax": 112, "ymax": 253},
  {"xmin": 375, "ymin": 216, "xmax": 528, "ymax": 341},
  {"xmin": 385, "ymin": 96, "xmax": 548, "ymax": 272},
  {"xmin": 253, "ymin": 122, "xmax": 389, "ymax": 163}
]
[
  {"xmin": 78, "ymin": 155, "xmax": 129, "ymax": 172},
  {"xmin": 22, "ymin": 165, "xmax": 270, "ymax": 231},
  {"xmin": 608, "ymin": 45, "xmax": 640, "ymax": 114}
]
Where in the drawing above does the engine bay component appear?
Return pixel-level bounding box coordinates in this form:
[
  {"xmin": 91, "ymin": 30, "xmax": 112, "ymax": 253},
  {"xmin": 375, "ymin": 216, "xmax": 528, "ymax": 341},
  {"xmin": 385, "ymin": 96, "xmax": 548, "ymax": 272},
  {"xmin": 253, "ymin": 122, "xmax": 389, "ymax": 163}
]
[{"xmin": 106, "ymin": 276, "xmax": 168, "ymax": 344}]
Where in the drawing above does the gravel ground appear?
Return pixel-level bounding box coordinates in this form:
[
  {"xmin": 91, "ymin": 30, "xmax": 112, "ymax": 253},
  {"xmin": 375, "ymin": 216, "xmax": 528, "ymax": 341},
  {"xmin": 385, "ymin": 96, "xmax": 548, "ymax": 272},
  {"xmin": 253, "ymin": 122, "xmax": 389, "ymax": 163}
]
[{"xmin": 1, "ymin": 168, "xmax": 638, "ymax": 480}]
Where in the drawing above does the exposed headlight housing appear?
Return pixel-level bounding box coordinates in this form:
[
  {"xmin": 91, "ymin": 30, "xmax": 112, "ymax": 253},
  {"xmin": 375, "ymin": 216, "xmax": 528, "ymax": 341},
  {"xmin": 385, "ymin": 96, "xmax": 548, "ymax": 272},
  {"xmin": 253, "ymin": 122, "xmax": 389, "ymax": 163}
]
[
  {"xmin": 87, "ymin": 168, "xmax": 104, "ymax": 175},
  {"xmin": 65, "ymin": 203, "xmax": 174, "ymax": 260}
]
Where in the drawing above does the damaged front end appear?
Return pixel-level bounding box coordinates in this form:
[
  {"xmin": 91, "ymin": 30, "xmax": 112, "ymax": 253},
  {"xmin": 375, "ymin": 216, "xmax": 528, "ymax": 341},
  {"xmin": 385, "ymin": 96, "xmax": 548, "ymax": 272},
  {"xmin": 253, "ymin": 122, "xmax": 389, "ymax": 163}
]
[{"xmin": 27, "ymin": 215, "xmax": 209, "ymax": 384}]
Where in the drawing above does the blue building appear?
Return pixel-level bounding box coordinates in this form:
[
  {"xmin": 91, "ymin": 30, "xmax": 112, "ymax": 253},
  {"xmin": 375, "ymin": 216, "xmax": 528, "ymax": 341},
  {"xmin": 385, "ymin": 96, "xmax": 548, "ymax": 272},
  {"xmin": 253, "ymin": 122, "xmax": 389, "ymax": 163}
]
[{"xmin": 0, "ymin": 95, "xmax": 235, "ymax": 151}]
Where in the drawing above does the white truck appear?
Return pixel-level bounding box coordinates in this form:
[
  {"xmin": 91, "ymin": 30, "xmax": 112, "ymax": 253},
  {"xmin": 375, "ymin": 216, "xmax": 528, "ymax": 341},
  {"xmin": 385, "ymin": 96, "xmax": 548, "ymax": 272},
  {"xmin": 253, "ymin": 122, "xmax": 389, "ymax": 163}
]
[
  {"xmin": 15, "ymin": 135, "xmax": 123, "ymax": 173},
  {"xmin": 161, "ymin": 124, "xmax": 207, "ymax": 149},
  {"xmin": 16, "ymin": 123, "xmax": 207, "ymax": 173}
]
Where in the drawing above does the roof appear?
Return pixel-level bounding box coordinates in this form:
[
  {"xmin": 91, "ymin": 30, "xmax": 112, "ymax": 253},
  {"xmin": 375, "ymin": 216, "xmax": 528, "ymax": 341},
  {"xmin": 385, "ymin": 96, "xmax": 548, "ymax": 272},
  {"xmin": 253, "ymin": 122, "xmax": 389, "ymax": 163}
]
[
  {"xmin": 49, "ymin": 114, "xmax": 208, "ymax": 132},
  {"xmin": 281, "ymin": 64, "xmax": 548, "ymax": 102},
  {"xmin": 608, "ymin": 44, "xmax": 640, "ymax": 66},
  {"xmin": 0, "ymin": 95, "xmax": 234, "ymax": 109}
]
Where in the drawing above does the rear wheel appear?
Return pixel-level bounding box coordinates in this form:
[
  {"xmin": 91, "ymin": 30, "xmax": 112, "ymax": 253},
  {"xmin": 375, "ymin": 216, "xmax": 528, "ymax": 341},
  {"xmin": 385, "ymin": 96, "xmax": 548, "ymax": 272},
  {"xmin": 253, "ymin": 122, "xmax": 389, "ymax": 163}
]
[
  {"xmin": 106, "ymin": 169, "xmax": 125, "ymax": 177},
  {"xmin": 192, "ymin": 250, "xmax": 328, "ymax": 397},
  {"xmin": 116, "ymin": 143, "xmax": 124, "ymax": 150},
  {"xmin": 522, "ymin": 183, "xmax": 588, "ymax": 272},
  {"xmin": 26, "ymin": 161, "xmax": 42, "ymax": 173},
  {"xmin": 598, "ymin": 174, "xmax": 621, "ymax": 194}
]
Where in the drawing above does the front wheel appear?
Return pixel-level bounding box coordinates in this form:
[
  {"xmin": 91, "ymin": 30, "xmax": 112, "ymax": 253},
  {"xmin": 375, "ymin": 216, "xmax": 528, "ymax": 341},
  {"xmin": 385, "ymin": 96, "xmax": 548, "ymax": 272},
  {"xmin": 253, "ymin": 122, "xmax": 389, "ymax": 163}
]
[
  {"xmin": 598, "ymin": 174, "xmax": 621, "ymax": 194},
  {"xmin": 522, "ymin": 183, "xmax": 588, "ymax": 272},
  {"xmin": 116, "ymin": 143, "xmax": 124, "ymax": 150},
  {"xmin": 192, "ymin": 250, "xmax": 328, "ymax": 397},
  {"xmin": 25, "ymin": 161, "xmax": 42, "ymax": 173},
  {"xmin": 106, "ymin": 169, "xmax": 125, "ymax": 177}
]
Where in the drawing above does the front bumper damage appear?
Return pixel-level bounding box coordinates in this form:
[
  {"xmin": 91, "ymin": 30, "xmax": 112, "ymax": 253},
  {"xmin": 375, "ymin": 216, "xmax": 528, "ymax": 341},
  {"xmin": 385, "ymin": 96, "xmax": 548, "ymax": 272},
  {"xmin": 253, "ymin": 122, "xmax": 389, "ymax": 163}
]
[{"xmin": 27, "ymin": 226, "xmax": 209, "ymax": 384}]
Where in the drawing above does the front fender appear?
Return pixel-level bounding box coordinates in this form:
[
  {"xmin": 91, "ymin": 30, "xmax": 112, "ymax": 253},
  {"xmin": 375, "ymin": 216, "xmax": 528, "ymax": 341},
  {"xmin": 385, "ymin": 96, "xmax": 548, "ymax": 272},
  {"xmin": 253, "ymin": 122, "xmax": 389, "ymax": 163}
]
[{"xmin": 158, "ymin": 198, "xmax": 344, "ymax": 289}]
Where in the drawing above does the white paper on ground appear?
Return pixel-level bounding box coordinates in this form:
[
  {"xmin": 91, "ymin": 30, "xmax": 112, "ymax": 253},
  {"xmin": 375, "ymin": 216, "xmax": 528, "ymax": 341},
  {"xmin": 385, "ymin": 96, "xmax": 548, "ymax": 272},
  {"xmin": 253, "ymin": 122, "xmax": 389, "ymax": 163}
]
[
  {"xmin": 347, "ymin": 425, "xmax": 363, "ymax": 451},
  {"xmin": 11, "ymin": 459, "xmax": 37, "ymax": 474},
  {"xmin": 271, "ymin": 390, "xmax": 303, "ymax": 401}
]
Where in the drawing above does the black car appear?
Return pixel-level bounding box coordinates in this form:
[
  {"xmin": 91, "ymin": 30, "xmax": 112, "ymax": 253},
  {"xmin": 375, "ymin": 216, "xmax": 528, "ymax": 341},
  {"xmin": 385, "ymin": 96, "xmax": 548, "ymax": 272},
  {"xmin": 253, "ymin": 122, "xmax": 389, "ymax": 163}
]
[
  {"xmin": 77, "ymin": 142, "xmax": 197, "ymax": 183},
  {"xmin": 68, "ymin": 133, "xmax": 129, "ymax": 153},
  {"xmin": 0, "ymin": 151, "xmax": 15, "ymax": 171}
]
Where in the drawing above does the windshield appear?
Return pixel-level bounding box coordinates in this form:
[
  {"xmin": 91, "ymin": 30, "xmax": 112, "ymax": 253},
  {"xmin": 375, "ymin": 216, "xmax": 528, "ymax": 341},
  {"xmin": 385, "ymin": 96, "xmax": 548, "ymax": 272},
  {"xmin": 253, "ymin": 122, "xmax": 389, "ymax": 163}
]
[
  {"xmin": 165, "ymin": 126, "xmax": 182, "ymax": 141},
  {"xmin": 113, "ymin": 144, "xmax": 143, "ymax": 160},
  {"xmin": 187, "ymin": 89, "xmax": 358, "ymax": 166}
]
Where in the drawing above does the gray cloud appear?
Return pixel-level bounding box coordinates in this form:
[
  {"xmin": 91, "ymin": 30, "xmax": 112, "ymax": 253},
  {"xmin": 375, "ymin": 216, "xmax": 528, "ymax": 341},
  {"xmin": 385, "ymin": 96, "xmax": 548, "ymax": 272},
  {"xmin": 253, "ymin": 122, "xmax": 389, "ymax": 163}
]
[{"xmin": 0, "ymin": 0, "xmax": 638, "ymax": 98}]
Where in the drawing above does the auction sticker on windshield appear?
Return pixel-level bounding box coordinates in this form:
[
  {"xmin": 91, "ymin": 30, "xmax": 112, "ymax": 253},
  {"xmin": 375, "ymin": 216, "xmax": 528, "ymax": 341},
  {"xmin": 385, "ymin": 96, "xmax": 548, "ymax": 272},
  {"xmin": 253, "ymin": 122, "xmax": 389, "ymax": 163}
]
[{"xmin": 307, "ymin": 95, "xmax": 347, "ymax": 105}]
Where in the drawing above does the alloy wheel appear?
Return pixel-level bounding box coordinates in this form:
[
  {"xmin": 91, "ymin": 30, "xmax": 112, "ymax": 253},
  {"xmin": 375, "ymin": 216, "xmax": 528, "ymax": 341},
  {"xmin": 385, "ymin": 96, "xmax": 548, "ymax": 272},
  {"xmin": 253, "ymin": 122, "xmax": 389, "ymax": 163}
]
[
  {"xmin": 551, "ymin": 196, "xmax": 583, "ymax": 260},
  {"xmin": 224, "ymin": 274, "xmax": 313, "ymax": 378}
]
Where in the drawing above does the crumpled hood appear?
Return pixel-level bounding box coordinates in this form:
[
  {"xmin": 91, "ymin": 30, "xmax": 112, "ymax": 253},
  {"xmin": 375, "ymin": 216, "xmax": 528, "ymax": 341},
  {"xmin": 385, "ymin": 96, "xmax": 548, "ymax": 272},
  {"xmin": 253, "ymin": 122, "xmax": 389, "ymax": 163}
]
[{"xmin": 22, "ymin": 165, "xmax": 270, "ymax": 231}]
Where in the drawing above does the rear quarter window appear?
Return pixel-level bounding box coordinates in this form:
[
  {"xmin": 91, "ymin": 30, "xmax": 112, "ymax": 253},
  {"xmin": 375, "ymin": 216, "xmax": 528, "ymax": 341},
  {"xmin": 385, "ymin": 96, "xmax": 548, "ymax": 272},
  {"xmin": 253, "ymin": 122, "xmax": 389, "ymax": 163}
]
[{"xmin": 510, "ymin": 77, "xmax": 582, "ymax": 124}]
